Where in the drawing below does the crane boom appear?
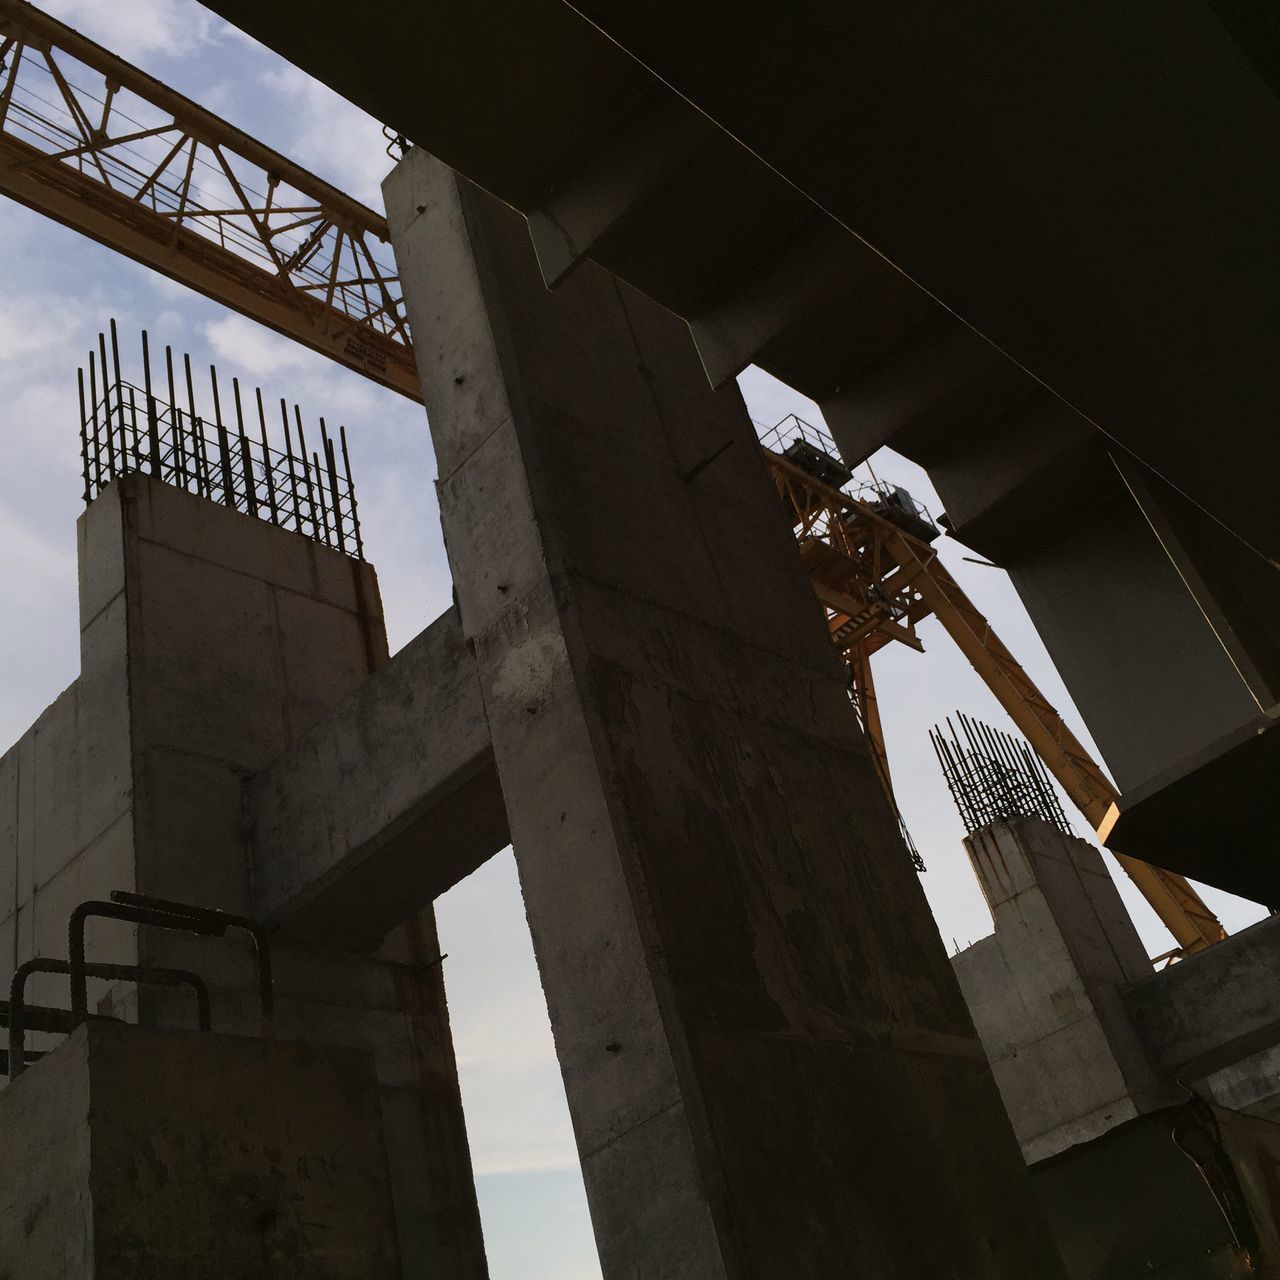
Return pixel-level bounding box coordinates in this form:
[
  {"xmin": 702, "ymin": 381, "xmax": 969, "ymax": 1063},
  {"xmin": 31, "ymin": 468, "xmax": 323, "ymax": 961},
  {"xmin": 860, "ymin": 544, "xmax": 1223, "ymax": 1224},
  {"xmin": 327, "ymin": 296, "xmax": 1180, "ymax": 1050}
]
[
  {"xmin": 0, "ymin": 0, "xmax": 417, "ymax": 397},
  {"xmin": 765, "ymin": 445, "xmax": 1226, "ymax": 956}
]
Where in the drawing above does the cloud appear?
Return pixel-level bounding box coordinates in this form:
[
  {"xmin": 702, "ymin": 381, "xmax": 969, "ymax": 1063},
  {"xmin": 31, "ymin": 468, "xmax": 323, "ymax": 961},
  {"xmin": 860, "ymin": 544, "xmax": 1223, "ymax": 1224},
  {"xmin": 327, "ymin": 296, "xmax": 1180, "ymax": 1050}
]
[
  {"xmin": 258, "ymin": 64, "xmax": 394, "ymax": 207},
  {"xmin": 203, "ymin": 314, "xmax": 310, "ymax": 378},
  {"xmin": 41, "ymin": 0, "xmax": 225, "ymax": 61}
]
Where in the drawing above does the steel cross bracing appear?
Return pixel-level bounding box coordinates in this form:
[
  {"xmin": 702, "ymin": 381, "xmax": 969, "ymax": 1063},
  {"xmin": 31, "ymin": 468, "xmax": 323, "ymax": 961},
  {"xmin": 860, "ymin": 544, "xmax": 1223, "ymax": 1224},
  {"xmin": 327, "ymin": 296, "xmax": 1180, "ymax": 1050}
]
[
  {"xmin": 0, "ymin": 0, "xmax": 1224, "ymax": 957},
  {"xmin": 765, "ymin": 445, "xmax": 1227, "ymax": 956},
  {"xmin": 0, "ymin": 0, "xmax": 417, "ymax": 398}
]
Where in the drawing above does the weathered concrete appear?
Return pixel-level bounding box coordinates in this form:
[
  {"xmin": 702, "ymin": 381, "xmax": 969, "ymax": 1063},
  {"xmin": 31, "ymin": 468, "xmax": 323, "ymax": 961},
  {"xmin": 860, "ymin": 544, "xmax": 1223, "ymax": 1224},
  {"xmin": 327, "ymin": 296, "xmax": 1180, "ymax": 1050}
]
[
  {"xmin": 248, "ymin": 605, "xmax": 507, "ymax": 947},
  {"xmin": 387, "ymin": 148, "xmax": 1066, "ymax": 1279},
  {"xmin": 0, "ymin": 476, "xmax": 488, "ymax": 1280},
  {"xmin": 1123, "ymin": 912, "xmax": 1280, "ymax": 1083},
  {"xmin": 1029, "ymin": 1099, "xmax": 1280, "ymax": 1279},
  {"xmin": 953, "ymin": 819, "xmax": 1176, "ymax": 1162},
  {"xmin": 0, "ymin": 1021, "xmax": 401, "ymax": 1279}
]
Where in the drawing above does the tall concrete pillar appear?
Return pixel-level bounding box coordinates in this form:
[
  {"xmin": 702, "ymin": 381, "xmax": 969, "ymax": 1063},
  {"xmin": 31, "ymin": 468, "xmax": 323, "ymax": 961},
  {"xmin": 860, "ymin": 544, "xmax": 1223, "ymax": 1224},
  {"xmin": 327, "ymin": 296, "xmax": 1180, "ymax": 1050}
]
[
  {"xmin": 386, "ymin": 150, "xmax": 1066, "ymax": 1278},
  {"xmin": 0, "ymin": 473, "xmax": 488, "ymax": 1279}
]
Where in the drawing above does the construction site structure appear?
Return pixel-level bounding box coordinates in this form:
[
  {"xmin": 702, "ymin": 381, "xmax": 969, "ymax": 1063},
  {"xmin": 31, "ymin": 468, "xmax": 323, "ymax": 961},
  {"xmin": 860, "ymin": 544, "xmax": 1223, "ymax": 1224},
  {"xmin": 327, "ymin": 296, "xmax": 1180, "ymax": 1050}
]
[
  {"xmin": 762, "ymin": 415, "xmax": 1227, "ymax": 957},
  {"xmin": 0, "ymin": 1, "xmax": 1227, "ymax": 960}
]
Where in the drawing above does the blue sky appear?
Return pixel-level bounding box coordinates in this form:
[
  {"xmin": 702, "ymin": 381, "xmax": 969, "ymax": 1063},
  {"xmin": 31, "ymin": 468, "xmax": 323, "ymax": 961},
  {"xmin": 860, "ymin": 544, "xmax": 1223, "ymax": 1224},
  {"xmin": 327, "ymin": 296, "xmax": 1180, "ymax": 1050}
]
[{"xmin": 0, "ymin": 4, "xmax": 1266, "ymax": 1278}]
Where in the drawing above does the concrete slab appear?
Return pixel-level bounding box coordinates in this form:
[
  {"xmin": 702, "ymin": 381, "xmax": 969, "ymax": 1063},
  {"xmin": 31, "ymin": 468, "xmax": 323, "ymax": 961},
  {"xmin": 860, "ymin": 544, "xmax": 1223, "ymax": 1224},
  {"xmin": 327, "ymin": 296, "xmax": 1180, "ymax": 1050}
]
[{"xmin": 247, "ymin": 606, "xmax": 508, "ymax": 946}]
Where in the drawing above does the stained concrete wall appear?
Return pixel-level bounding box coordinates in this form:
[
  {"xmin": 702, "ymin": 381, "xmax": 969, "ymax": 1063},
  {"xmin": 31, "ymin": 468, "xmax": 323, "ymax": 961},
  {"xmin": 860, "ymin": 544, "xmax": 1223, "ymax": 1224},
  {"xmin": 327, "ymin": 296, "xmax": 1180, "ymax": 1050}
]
[
  {"xmin": 953, "ymin": 819, "xmax": 1176, "ymax": 1162},
  {"xmin": 0, "ymin": 475, "xmax": 488, "ymax": 1279},
  {"xmin": 0, "ymin": 1022, "xmax": 401, "ymax": 1279},
  {"xmin": 389, "ymin": 149, "xmax": 1066, "ymax": 1279}
]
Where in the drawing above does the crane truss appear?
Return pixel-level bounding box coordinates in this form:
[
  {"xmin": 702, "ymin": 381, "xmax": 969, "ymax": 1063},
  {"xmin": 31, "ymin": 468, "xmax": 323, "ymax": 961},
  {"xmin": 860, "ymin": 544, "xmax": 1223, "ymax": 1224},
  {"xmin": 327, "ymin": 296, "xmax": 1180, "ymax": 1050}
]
[
  {"xmin": 765, "ymin": 441, "xmax": 1227, "ymax": 956},
  {"xmin": 0, "ymin": 0, "xmax": 417, "ymax": 398}
]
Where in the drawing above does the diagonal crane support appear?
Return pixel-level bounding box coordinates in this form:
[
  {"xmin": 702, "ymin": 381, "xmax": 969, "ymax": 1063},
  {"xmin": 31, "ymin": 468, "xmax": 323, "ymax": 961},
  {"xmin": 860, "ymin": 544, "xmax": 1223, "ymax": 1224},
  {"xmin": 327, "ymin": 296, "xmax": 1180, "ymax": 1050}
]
[
  {"xmin": 0, "ymin": 0, "xmax": 419, "ymax": 398},
  {"xmin": 765, "ymin": 447, "xmax": 1227, "ymax": 957}
]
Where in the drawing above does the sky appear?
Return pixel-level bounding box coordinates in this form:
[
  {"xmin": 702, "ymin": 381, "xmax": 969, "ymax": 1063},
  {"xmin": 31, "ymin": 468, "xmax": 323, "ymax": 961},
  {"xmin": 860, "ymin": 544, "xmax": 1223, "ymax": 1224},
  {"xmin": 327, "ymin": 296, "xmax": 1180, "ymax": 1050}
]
[{"xmin": 0, "ymin": 5, "xmax": 1267, "ymax": 1279}]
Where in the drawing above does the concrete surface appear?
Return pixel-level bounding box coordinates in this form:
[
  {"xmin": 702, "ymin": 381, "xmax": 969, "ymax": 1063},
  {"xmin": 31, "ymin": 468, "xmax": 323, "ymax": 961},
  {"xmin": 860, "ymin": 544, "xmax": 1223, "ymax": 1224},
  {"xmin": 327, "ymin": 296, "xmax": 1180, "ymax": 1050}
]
[
  {"xmin": 0, "ymin": 1021, "xmax": 401, "ymax": 1279},
  {"xmin": 387, "ymin": 147, "xmax": 1066, "ymax": 1279},
  {"xmin": 0, "ymin": 475, "xmax": 488, "ymax": 1280},
  {"xmin": 248, "ymin": 605, "xmax": 507, "ymax": 947},
  {"xmin": 953, "ymin": 819, "xmax": 1177, "ymax": 1162},
  {"xmin": 1123, "ymin": 912, "xmax": 1280, "ymax": 1083},
  {"xmin": 1029, "ymin": 1098, "xmax": 1279, "ymax": 1279}
]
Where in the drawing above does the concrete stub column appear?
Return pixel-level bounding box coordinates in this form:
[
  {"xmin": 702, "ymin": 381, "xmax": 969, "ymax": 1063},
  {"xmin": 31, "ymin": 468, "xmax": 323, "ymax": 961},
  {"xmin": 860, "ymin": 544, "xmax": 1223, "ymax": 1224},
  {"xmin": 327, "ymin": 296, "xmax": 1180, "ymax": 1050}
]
[{"xmin": 386, "ymin": 149, "xmax": 1066, "ymax": 1278}]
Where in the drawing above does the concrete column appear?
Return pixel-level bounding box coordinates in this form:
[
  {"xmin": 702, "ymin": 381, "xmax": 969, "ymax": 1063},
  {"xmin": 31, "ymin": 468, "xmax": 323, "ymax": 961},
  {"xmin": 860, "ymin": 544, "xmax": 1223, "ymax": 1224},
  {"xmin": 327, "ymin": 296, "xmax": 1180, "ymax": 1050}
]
[
  {"xmin": 386, "ymin": 149, "xmax": 1066, "ymax": 1279},
  {"xmin": 0, "ymin": 474, "xmax": 488, "ymax": 1279},
  {"xmin": 953, "ymin": 818, "xmax": 1177, "ymax": 1163}
]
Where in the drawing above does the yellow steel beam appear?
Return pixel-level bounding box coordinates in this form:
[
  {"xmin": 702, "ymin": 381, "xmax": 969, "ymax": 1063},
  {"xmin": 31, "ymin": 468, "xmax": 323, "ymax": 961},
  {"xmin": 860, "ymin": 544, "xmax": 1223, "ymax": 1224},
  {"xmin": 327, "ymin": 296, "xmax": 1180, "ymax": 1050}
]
[
  {"xmin": 0, "ymin": 0, "xmax": 420, "ymax": 399},
  {"xmin": 764, "ymin": 445, "xmax": 1227, "ymax": 956}
]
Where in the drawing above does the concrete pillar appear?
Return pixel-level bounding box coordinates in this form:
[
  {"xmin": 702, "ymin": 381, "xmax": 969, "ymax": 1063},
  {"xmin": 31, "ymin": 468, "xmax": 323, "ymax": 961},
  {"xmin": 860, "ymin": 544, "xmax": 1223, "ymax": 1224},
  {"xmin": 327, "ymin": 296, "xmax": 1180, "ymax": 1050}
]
[
  {"xmin": 0, "ymin": 474, "xmax": 488, "ymax": 1279},
  {"xmin": 386, "ymin": 149, "xmax": 1066, "ymax": 1279},
  {"xmin": 953, "ymin": 818, "xmax": 1177, "ymax": 1163}
]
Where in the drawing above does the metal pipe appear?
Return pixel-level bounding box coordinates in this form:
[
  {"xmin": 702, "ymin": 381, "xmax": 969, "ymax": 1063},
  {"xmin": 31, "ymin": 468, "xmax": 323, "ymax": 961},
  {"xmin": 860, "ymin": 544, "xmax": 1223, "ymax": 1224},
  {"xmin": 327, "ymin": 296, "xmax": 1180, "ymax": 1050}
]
[
  {"xmin": 98, "ymin": 331, "xmax": 116, "ymax": 480},
  {"xmin": 87, "ymin": 348, "xmax": 102, "ymax": 493},
  {"xmin": 255, "ymin": 387, "xmax": 277, "ymax": 524},
  {"xmin": 109, "ymin": 318, "xmax": 126, "ymax": 465},
  {"xmin": 142, "ymin": 330, "xmax": 162, "ymax": 479},
  {"xmin": 109, "ymin": 890, "xmax": 273, "ymax": 1034},
  {"xmin": 165, "ymin": 344, "xmax": 185, "ymax": 492},
  {"xmin": 321, "ymin": 419, "xmax": 345, "ymax": 553},
  {"xmin": 296, "ymin": 409, "xmax": 318, "ymax": 539},
  {"xmin": 281, "ymin": 399, "xmax": 302, "ymax": 534},
  {"xmin": 232, "ymin": 377, "xmax": 257, "ymax": 517},
  {"xmin": 209, "ymin": 364, "xmax": 235, "ymax": 505},
  {"xmin": 77, "ymin": 366, "xmax": 90, "ymax": 504},
  {"xmin": 340, "ymin": 424, "xmax": 363, "ymax": 559},
  {"xmin": 67, "ymin": 901, "xmax": 223, "ymax": 1018},
  {"xmin": 9, "ymin": 955, "xmax": 211, "ymax": 1080}
]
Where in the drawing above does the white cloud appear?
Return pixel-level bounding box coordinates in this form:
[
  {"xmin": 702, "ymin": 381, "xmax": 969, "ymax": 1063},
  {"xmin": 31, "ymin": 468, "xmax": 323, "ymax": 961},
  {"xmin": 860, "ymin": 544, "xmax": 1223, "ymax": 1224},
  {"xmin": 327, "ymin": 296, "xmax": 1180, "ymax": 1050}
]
[
  {"xmin": 203, "ymin": 313, "xmax": 309, "ymax": 378},
  {"xmin": 258, "ymin": 64, "xmax": 393, "ymax": 207},
  {"xmin": 42, "ymin": 0, "xmax": 225, "ymax": 61}
]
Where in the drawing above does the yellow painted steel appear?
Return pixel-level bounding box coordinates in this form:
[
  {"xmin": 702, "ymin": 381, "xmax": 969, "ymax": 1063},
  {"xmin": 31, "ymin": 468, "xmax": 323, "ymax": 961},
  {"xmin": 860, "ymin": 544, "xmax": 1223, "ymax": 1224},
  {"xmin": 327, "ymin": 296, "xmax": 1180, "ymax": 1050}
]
[{"xmin": 764, "ymin": 447, "xmax": 1226, "ymax": 957}]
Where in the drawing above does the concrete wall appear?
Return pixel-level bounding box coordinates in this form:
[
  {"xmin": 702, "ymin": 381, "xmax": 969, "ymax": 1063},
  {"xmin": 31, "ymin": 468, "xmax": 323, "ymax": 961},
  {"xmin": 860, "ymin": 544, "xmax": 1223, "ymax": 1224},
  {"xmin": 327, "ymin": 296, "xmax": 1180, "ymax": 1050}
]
[
  {"xmin": 0, "ymin": 476, "xmax": 488, "ymax": 1280},
  {"xmin": 953, "ymin": 819, "xmax": 1175, "ymax": 1162},
  {"xmin": 0, "ymin": 1022, "xmax": 401, "ymax": 1279}
]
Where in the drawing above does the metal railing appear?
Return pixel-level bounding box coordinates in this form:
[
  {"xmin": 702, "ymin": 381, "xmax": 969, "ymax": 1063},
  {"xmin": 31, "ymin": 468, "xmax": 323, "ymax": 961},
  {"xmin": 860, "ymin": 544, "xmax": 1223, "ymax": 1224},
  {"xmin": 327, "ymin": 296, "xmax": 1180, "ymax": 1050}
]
[
  {"xmin": 0, "ymin": 2, "xmax": 417, "ymax": 397},
  {"xmin": 79, "ymin": 321, "xmax": 363, "ymax": 558}
]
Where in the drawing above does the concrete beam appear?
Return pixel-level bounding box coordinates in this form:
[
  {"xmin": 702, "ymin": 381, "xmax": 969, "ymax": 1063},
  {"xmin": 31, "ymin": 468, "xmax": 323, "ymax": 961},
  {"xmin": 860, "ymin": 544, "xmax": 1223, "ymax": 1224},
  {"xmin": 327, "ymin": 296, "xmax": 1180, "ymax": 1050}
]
[
  {"xmin": 246, "ymin": 606, "xmax": 508, "ymax": 948},
  {"xmin": 1122, "ymin": 913, "xmax": 1280, "ymax": 1081}
]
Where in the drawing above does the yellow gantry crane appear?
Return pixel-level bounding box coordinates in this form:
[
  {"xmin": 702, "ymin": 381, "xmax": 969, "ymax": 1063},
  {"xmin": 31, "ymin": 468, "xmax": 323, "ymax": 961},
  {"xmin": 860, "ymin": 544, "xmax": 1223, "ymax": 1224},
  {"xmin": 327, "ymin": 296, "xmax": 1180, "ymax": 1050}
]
[
  {"xmin": 0, "ymin": 0, "xmax": 1225, "ymax": 957},
  {"xmin": 764, "ymin": 423, "xmax": 1225, "ymax": 956}
]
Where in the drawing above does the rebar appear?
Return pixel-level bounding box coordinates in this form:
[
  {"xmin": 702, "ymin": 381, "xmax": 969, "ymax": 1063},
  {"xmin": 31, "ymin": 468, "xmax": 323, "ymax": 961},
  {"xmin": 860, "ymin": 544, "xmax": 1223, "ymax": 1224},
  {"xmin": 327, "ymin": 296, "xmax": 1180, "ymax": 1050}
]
[
  {"xmin": 77, "ymin": 323, "xmax": 364, "ymax": 559},
  {"xmin": 929, "ymin": 713, "xmax": 1074, "ymax": 837}
]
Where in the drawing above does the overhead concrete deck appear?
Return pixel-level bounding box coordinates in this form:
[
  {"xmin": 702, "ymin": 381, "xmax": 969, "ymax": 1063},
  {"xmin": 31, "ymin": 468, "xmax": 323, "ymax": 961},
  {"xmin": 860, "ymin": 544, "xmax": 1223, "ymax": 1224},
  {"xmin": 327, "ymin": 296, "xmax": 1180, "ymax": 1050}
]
[
  {"xmin": 200, "ymin": 0, "xmax": 1279, "ymax": 561},
  {"xmin": 198, "ymin": 0, "xmax": 1280, "ymax": 905}
]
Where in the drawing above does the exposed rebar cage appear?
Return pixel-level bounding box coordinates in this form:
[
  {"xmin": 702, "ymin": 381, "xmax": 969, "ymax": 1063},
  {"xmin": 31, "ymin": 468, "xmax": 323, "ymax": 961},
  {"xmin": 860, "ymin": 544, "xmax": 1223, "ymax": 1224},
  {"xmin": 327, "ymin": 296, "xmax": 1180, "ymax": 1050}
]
[
  {"xmin": 78, "ymin": 320, "xmax": 364, "ymax": 559},
  {"xmin": 930, "ymin": 712, "xmax": 1074, "ymax": 838}
]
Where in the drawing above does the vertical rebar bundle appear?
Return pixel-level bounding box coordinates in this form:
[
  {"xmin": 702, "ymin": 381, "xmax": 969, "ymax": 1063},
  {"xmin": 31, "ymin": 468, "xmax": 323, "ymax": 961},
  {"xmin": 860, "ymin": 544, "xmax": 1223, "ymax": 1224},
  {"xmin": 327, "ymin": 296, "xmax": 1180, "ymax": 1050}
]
[
  {"xmin": 929, "ymin": 712, "xmax": 1074, "ymax": 837},
  {"xmin": 78, "ymin": 322, "xmax": 364, "ymax": 560}
]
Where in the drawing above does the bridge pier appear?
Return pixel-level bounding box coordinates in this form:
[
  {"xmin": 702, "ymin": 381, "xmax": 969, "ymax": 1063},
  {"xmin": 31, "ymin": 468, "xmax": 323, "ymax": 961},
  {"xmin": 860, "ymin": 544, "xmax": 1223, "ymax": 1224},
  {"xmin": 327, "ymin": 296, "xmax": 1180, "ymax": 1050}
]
[{"xmin": 386, "ymin": 148, "xmax": 1067, "ymax": 1278}]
